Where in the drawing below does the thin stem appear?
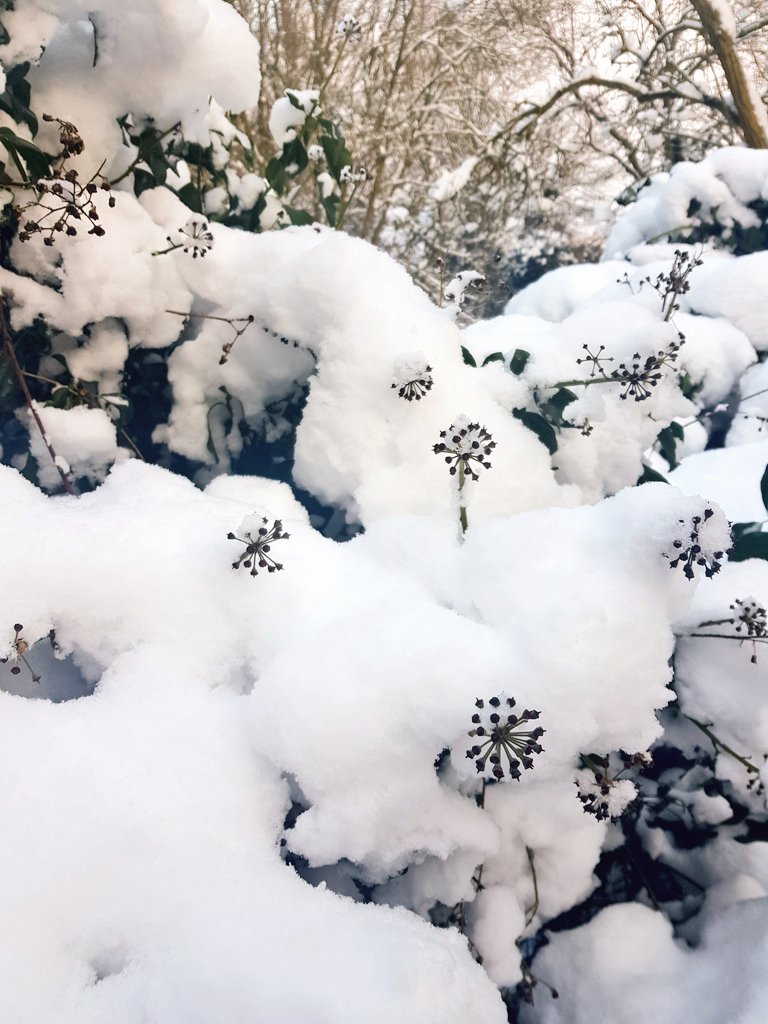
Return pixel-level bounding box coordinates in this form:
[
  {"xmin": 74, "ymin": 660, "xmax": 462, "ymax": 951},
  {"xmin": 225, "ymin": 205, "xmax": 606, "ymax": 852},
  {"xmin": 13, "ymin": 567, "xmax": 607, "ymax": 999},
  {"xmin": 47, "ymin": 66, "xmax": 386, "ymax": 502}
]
[
  {"xmin": 458, "ymin": 459, "xmax": 468, "ymax": 535},
  {"xmin": 151, "ymin": 242, "xmax": 183, "ymax": 257},
  {"xmin": 551, "ymin": 374, "xmax": 616, "ymax": 389},
  {"xmin": 21, "ymin": 371, "xmax": 144, "ymax": 461},
  {"xmin": 687, "ymin": 632, "xmax": 768, "ymax": 645},
  {"xmin": 334, "ymin": 179, "xmax": 360, "ymax": 232},
  {"xmin": 524, "ymin": 846, "xmax": 539, "ymax": 927},
  {"xmin": 0, "ymin": 302, "xmax": 75, "ymax": 494},
  {"xmin": 685, "ymin": 714, "xmax": 760, "ymax": 775}
]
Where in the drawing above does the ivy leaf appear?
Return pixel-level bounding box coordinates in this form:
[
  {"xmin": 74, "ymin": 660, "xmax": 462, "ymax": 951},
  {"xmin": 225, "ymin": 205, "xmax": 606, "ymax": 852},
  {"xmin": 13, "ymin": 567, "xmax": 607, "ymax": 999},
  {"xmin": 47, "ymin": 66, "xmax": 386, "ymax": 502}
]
[
  {"xmin": 481, "ymin": 352, "xmax": 504, "ymax": 366},
  {"xmin": 176, "ymin": 182, "xmax": 204, "ymax": 214},
  {"xmin": 319, "ymin": 190, "xmax": 340, "ymax": 227},
  {"xmin": 513, "ymin": 408, "xmax": 558, "ymax": 454},
  {"xmin": 0, "ymin": 126, "xmax": 51, "ymax": 181},
  {"xmin": 461, "ymin": 346, "xmax": 476, "ymax": 368},
  {"xmin": 540, "ymin": 387, "xmax": 577, "ymax": 428},
  {"xmin": 285, "ymin": 207, "xmax": 313, "ymax": 226},
  {"xmin": 320, "ymin": 133, "xmax": 352, "ymax": 182},
  {"xmin": 760, "ymin": 464, "xmax": 768, "ymax": 516},
  {"xmin": 730, "ymin": 531, "xmax": 768, "ymax": 563},
  {"xmin": 636, "ymin": 464, "xmax": 668, "ymax": 485},
  {"xmin": 657, "ymin": 421, "xmax": 684, "ymax": 470},
  {"xmin": 0, "ymin": 62, "xmax": 37, "ymax": 136},
  {"xmin": 285, "ymin": 90, "xmax": 306, "ymax": 111},
  {"xmin": 509, "ymin": 348, "xmax": 530, "ymax": 375}
]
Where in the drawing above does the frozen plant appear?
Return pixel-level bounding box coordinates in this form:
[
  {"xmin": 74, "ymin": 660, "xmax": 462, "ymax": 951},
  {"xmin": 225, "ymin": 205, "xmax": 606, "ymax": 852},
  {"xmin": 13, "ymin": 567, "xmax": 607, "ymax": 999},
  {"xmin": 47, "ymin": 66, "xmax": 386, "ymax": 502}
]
[
  {"xmin": 0, "ymin": 623, "xmax": 40, "ymax": 683},
  {"xmin": 465, "ymin": 697, "xmax": 544, "ymax": 781},
  {"xmin": 432, "ymin": 417, "xmax": 495, "ymax": 533},
  {"xmin": 575, "ymin": 343, "xmax": 613, "ymax": 378},
  {"xmin": 575, "ymin": 767, "xmax": 637, "ymax": 822},
  {"xmin": 336, "ymin": 14, "xmax": 362, "ymax": 38},
  {"xmin": 443, "ymin": 269, "xmax": 486, "ymax": 318},
  {"xmin": 646, "ymin": 249, "xmax": 703, "ymax": 323},
  {"xmin": 611, "ymin": 339, "xmax": 682, "ymax": 402},
  {"xmin": 339, "ymin": 164, "xmax": 368, "ymax": 183},
  {"xmin": 227, "ymin": 516, "xmax": 290, "ymax": 577},
  {"xmin": 391, "ymin": 358, "xmax": 434, "ymax": 401},
  {"xmin": 16, "ymin": 166, "xmax": 112, "ymax": 244},
  {"xmin": 730, "ymin": 597, "xmax": 768, "ymax": 639},
  {"xmin": 156, "ymin": 219, "xmax": 215, "ymax": 259},
  {"xmin": 687, "ymin": 597, "xmax": 768, "ymax": 663},
  {"xmin": 666, "ymin": 507, "xmax": 727, "ymax": 580}
]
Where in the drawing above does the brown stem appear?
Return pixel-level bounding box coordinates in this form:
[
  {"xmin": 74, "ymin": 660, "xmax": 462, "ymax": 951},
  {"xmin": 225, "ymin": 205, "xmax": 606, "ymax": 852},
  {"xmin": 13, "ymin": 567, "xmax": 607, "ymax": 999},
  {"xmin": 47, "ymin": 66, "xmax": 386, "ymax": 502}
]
[{"xmin": 0, "ymin": 302, "xmax": 75, "ymax": 494}]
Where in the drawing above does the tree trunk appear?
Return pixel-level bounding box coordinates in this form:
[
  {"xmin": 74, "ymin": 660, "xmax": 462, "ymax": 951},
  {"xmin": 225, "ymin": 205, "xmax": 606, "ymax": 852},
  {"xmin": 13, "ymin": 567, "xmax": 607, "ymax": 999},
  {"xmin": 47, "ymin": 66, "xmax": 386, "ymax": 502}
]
[{"xmin": 691, "ymin": 0, "xmax": 768, "ymax": 148}]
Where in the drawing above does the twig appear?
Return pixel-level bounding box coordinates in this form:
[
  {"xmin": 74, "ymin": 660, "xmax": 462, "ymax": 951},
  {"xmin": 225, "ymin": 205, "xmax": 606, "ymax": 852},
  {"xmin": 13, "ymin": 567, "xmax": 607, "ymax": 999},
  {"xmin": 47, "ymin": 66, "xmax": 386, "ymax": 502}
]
[
  {"xmin": 524, "ymin": 846, "xmax": 539, "ymax": 927},
  {"xmin": 0, "ymin": 301, "xmax": 75, "ymax": 494}
]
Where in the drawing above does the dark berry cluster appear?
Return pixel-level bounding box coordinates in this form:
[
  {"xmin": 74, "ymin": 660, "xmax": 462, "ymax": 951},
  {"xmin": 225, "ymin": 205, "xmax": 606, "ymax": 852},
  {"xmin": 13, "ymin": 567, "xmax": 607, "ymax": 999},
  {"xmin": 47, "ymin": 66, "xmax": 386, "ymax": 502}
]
[
  {"xmin": 668, "ymin": 507, "xmax": 725, "ymax": 580},
  {"xmin": 576, "ymin": 753, "xmax": 643, "ymax": 821},
  {"xmin": 228, "ymin": 518, "xmax": 290, "ymax": 577},
  {"xmin": 730, "ymin": 598, "xmax": 767, "ymax": 638},
  {"xmin": 16, "ymin": 167, "xmax": 113, "ymax": 245},
  {"xmin": 647, "ymin": 249, "xmax": 702, "ymax": 319},
  {"xmin": 43, "ymin": 113, "xmax": 85, "ymax": 158},
  {"xmin": 433, "ymin": 419, "xmax": 495, "ymax": 480},
  {"xmin": 465, "ymin": 696, "xmax": 544, "ymax": 782},
  {"xmin": 611, "ymin": 339, "xmax": 681, "ymax": 401},
  {"xmin": 392, "ymin": 364, "xmax": 434, "ymax": 402}
]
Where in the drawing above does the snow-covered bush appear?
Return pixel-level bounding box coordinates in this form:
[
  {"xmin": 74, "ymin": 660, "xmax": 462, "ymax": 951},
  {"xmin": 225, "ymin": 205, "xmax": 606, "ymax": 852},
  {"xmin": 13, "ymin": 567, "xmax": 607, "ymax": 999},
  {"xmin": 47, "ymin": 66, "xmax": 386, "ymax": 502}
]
[{"xmin": 1, "ymin": 10, "xmax": 768, "ymax": 1024}]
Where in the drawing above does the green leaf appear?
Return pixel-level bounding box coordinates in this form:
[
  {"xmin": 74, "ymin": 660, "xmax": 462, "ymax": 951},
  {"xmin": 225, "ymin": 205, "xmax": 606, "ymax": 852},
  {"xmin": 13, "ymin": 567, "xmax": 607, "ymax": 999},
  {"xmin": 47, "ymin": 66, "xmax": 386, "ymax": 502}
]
[
  {"xmin": 540, "ymin": 387, "xmax": 577, "ymax": 427},
  {"xmin": 513, "ymin": 408, "xmax": 558, "ymax": 454},
  {"xmin": 461, "ymin": 346, "xmax": 477, "ymax": 368},
  {"xmin": 285, "ymin": 207, "xmax": 313, "ymax": 226},
  {"xmin": 636, "ymin": 464, "xmax": 668, "ymax": 485},
  {"xmin": 730, "ymin": 532, "xmax": 768, "ymax": 563},
  {"xmin": 0, "ymin": 62, "xmax": 37, "ymax": 136},
  {"xmin": 319, "ymin": 190, "xmax": 339, "ymax": 227},
  {"xmin": 657, "ymin": 422, "xmax": 684, "ymax": 470},
  {"xmin": 509, "ymin": 348, "xmax": 530, "ymax": 375},
  {"xmin": 0, "ymin": 126, "xmax": 51, "ymax": 180},
  {"xmin": 265, "ymin": 155, "xmax": 289, "ymax": 194},
  {"xmin": 285, "ymin": 90, "xmax": 305, "ymax": 111},
  {"xmin": 760, "ymin": 464, "xmax": 768, "ymax": 516},
  {"xmin": 176, "ymin": 182, "xmax": 204, "ymax": 214},
  {"xmin": 320, "ymin": 133, "xmax": 352, "ymax": 182},
  {"xmin": 481, "ymin": 352, "xmax": 504, "ymax": 366},
  {"xmin": 132, "ymin": 167, "xmax": 156, "ymax": 197}
]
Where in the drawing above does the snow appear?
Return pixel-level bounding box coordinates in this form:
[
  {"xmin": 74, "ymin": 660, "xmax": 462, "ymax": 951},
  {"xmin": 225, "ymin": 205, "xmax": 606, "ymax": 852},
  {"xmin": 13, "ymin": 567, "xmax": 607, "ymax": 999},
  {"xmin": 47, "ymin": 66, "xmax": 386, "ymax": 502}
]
[
  {"xmin": 2, "ymin": 3, "xmax": 768, "ymax": 1017},
  {"xmin": 268, "ymin": 89, "xmax": 319, "ymax": 148},
  {"xmin": 668, "ymin": 440, "xmax": 768, "ymax": 523}
]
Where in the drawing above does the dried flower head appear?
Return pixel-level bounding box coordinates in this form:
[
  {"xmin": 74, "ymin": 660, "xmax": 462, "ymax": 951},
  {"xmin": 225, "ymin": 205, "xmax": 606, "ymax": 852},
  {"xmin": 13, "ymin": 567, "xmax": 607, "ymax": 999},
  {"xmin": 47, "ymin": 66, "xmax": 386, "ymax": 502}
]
[
  {"xmin": 392, "ymin": 358, "xmax": 434, "ymax": 401},
  {"xmin": 228, "ymin": 516, "xmax": 290, "ymax": 577},
  {"xmin": 16, "ymin": 165, "xmax": 113, "ymax": 245},
  {"xmin": 576, "ymin": 343, "xmax": 613, "ymax": 378},
  {"xmin": 336, "ymin": 14, "xmax": 361, "ymax": 37},
  {"xmin": 176, "ymin": 219, "xmax": 214, "ymax": 258},
  {"xmin": 667, "ymin": 507, "xmax": 727, "ymax": 580},
  {"xmin": 433, "ymin": 417, "xmax": 495, "ymax": 480},
  {"xmin": 575, "ymin": 769, "xmax": 637, "ymax": 821},
  {"xmin": 610, "ymin": 338, "xmax": 682, "ymax": 401},
  {"xmin": 0, "ymin": 623, "xmax": 41, "ymax": 683},
  {"xmin": 465, "ymin": 696, "xmax": 544, "ymax": 782},
  {"xmin": 730, "ymin": 598, "xmax": 767, "ymax": 638},
  {"xmin": 43, "ymin": 113, "xmax": 85, "ymax": 157},
  {"xmin": 647, "ymin": 249, "xmax": 703, "ymax": 319}
]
